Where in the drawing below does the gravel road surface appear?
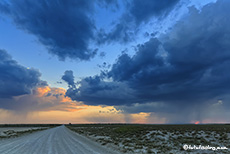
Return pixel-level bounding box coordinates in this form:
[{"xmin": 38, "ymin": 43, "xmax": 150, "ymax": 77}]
[{"xmin": 0, "ymin": 125, "xmax": 120, "ymax": 154}]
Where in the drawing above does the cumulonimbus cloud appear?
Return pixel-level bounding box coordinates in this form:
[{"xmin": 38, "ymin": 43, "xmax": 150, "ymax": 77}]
[{"xmin": 63, "ymin": 0, "xmax": 230, "ymax": 110}]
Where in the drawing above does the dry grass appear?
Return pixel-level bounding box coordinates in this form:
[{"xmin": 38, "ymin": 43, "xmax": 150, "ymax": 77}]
[
  {"xmin": 0, "ymin": 127, "xmax": 50, "ymax": 139},
  {"xmin": 0, "ymin": 124, "xmax": 60, "ymax": 139},
  {"xmin": 67, "ymin": 124, "xmax": 230, "ymax": 153}
]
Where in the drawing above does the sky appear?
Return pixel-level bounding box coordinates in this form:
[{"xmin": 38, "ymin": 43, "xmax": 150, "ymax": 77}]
[{"xmin": 0, "ymin": 0, "xmax": 230, "ymax": 124}]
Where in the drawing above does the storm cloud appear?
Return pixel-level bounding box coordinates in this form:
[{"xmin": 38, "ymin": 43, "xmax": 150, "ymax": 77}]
[
  {"xmin": 0, "ymin": 50, "xmax": 82, "ymax": 112},
  {"xmin": 63, "ymin": 75, "xmax": 136, "ymax": 105},
  {"xmin": 63, "ymin": 0, "xmax": 230, "ymax": 111},
  {"xmin": 0, "ymin": 0, "xmax": 181, "ymax": 60},
  {"xmin": 0, "ymin": 0, "xmax": 96, "ymax": 61},
  {"xmin": 0, "ymin": 49, "xmax": 46, "ymax": 98}
]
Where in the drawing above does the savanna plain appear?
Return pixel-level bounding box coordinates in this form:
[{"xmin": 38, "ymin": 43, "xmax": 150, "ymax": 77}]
[{"xmin": 0, "ymin": 124, "xmax": 230, "ymax": 154}]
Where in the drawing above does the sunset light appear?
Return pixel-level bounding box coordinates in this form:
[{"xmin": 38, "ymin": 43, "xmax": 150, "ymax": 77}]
[{"xmin": 0, "ymin": 0, "xmax": 230, "ymax": 153}]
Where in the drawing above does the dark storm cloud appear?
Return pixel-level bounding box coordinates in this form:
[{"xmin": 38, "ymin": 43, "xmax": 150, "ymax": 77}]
[
  {"xmin": 0, "ymin": 49, "xmax": 46, "ymax": 98},
  {"xmin": 64, "ymin": 0, "xmax": 230, "ymax": 111},
  {"xmin": 64, "ymin": 74, "xmax": 136, "ymax": 105},
  {"xmin": 62, "ymin": 70, "xmax": 75, "ymax": 88},
  {"xmin": 0, "ymin": 0, "xmax": 96, "ymax": 61},
  {"xmin": 108, "ymin": 38, "xmax": 163, "ymax": 81},
  {"xmin": 98, "ymin": 0, "xmax": 180, "ymax": 44},
  {"xmin": 108, "ymin": 0, "xmax": 230, "ymax": 104}
]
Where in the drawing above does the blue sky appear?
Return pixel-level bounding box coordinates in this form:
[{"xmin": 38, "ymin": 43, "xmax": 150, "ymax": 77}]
[{"xmin": 1, "ymin": 0, "xmax": 229, "ymax": 124}]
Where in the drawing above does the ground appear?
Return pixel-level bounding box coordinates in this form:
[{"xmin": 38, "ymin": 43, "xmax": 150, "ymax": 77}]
[
  {"xmin": 68, "ymin": 124, "xmax": 230, "ymax": 154},
  {"xmin": 0, "ymin": 125, "xmax": 120, "ymax": 154}
]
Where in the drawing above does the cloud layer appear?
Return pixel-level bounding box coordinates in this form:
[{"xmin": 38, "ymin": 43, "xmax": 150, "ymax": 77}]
[
  {"xmin": 63, "ymin": 0, "xmax": 230, "ymax": 122},
  {"xmin": 0, "ymin": 50, "xmax": 80, "ymax": 112},
  {"xmin": 0, "ymin": 0, "xmax": 96, "ymax": 60},
  {"xmin": 0, "ymin": 0, "xmax": 181, "ymax": 60},
  {"xmin": 0, "ymin": 49, "xmax": 46, "ymax": 98},
  {"xmin": 0, "ymin": 85, "xmax": 83, "ymax": 112}
]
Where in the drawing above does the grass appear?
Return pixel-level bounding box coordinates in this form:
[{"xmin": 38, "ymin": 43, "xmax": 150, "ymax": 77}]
[
  {"xmin": 67, "ymin": 124, "xmax": 230, "ymax": 153},
  {"xmin": 0, "ymin": 124, "xmax": 60, "ymax": 139},
  {"xmin": 0, "ymin": 128, "xmax": 49, "ymax": 139}
]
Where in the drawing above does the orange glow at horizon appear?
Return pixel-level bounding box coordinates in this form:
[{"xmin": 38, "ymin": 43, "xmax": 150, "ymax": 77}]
[
  {"xmin": 129, "ymin": 112, "xmax": 151, "ymax": 123},
  {"xmin": 0, "ymin": 86, "xmax": 167, "ymax": 124},
  {"xmin": 195, "ymin": 121, "xmax": 200, "ymax": 124},
  {"xmin": 0, "ymin": 106, "xmax": 157, "ymax": 124}
]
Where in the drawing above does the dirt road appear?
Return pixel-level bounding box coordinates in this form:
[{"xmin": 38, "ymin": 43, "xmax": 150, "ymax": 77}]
[{"xmin": 0, "ymin": 125, "xmax": 119, "ymax": 154}]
